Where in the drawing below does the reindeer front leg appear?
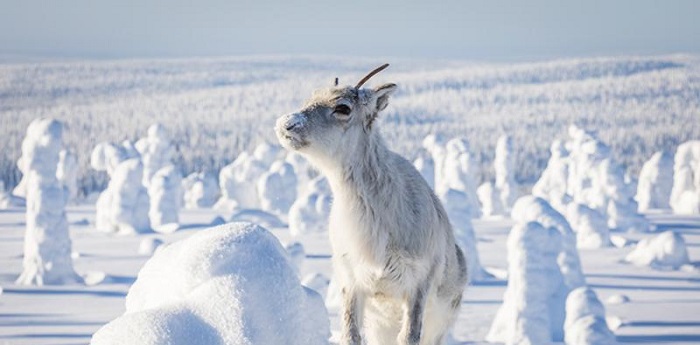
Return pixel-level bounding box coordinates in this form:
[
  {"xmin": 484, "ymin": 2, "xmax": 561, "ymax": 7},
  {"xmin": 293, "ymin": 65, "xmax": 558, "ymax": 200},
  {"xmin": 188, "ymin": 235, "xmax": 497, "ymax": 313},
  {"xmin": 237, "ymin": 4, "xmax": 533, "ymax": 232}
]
[
  {"xmin": 398, "ymin": 287, "xmax": 426, "ymax": 345},
  {"xmin": 341, "ymin": 286, "xmax": 365, "ymax": 345}
]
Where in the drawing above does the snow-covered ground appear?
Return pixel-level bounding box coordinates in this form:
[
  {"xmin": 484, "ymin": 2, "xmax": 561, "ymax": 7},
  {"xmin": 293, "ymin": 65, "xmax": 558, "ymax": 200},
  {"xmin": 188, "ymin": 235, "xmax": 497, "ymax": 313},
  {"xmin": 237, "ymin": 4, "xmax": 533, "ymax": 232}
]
[{"xmin": 0, "ymin": 205, "xmax": 698, "ymax": 344}]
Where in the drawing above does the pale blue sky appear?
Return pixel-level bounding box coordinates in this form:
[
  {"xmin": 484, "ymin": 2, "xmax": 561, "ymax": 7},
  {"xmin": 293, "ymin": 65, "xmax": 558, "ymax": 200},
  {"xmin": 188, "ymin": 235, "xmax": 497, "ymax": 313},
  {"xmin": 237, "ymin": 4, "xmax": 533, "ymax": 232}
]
[{"xmin": 1, "ymin": 0, "xmax": 699, "ymax": 60}]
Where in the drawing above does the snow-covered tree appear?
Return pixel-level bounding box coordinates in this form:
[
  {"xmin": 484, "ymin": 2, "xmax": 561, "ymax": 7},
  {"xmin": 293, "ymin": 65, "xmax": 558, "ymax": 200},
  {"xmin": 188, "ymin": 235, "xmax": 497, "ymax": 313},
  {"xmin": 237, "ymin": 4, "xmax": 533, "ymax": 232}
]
[
  {"xmin": 495, "ymin": 135, "xmax": 519, "ymax": 211},
  {"xmin": 181, "ymin": 171, "xmax": 219, "ymax": 209},
  {"xmin": 486, "ymin": 221, "xmax": 565, "ymax": 344},
  {"xmin": 258, "ymin": 161, "xmax": 297, "ymax": 217},
  {"xmin": 16, "ymin": 119, "xmax": 80, "ymax": 285},
  {"xmin": 135, "ymin": 124, "xmax": 174, "ymax": 188},
  {"xmin": 95, "ymin": 159, "xmax": 151, "ymax": 234},
  {"xmin": 288, "ymin": 177, "xmax": 331, "ymax": 237},
  {"xmin": 57, "ymin": 149, "xmax": 79, "ymax": 203},
  {"xmin": 532, "ymin": 139, "xmax": 570, "ymax": 212},
  {"xmin": 670, "ymin": 141, "xmax": 700, "ymax": 215},
  {"xmin": 564, "ymin": 287, "xmax": 618, "ymax": 345},
  {"xmin": 439, "ymin": 188, "xmax": 488, "ymax": 282},
  {"xmin": 566, "ymin": 203, "xmax": 611, "ymax": 249},
  {"xmin": 635, "ymin": 151, "xmax": 673, "ymax": 212},
  {"xmin": 148, "ymin": 165, "xmax": 182, "ymax": 233}
]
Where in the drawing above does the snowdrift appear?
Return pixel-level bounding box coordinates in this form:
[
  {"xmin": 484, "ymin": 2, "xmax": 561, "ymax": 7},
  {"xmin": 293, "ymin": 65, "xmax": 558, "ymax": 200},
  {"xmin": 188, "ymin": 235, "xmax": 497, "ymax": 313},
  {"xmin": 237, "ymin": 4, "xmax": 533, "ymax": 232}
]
[{"xmin": 91, "ymin": 222, "xmax": 330, "ymax": 345}]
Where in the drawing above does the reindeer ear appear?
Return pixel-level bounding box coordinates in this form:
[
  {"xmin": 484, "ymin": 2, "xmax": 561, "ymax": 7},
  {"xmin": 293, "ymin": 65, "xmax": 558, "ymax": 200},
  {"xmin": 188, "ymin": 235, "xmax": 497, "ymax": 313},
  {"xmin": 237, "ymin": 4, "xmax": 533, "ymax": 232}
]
[{"xmin": 374, "ymin": 83, "xmax": 397, "ymax": 112}]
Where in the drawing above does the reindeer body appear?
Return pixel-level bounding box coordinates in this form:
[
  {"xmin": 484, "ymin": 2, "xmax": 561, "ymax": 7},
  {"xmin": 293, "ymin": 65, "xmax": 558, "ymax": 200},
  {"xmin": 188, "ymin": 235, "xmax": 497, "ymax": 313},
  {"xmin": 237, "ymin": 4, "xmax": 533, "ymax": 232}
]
[{"xmin": 276, "ymin": 68, "xmax": 467, "ymax": 345}]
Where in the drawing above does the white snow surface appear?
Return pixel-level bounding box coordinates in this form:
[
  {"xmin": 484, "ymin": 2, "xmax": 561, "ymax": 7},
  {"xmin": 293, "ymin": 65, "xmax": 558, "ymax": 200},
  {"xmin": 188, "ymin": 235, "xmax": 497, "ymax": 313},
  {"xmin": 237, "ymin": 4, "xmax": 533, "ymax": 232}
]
[{"xmin": 91, "ymin": 222, "xmax": 330, "ymax": 345}]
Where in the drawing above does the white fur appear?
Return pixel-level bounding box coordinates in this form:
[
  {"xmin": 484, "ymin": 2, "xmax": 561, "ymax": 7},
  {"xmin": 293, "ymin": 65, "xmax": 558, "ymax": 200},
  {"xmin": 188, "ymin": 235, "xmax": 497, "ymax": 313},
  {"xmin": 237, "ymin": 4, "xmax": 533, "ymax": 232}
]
[{"xmin": 276, "ymin": 81, "xmax": 467, "ymax": 345}]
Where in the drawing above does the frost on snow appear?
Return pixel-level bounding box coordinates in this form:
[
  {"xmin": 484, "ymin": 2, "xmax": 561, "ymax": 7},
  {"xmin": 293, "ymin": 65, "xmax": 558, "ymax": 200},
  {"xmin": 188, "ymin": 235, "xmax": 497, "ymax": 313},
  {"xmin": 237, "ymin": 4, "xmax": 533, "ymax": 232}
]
[
  {"xmin": 439, "ymin": 188, "xmax": 488, "ymax": 282},
  {"xmin": 135, "ymin": 124, "xmax": 174, "ymax": 188},
  {"xmin": 95, "ymin": 159, "xmax": 151, "ymax": 234},
  {"xmin": 288, "ymin": 177, "xmax": 332, "ymax": 237},
  {"xmin": 486, "ymin": 220, "xmax": 566, "ymax": 344},
  {"xmin": 625, "ymin": 231, "xmax": 690, "ymax": 269},
  {"xmin": 181, "ymin": 171, "xmax": 219, "ymax": 209},
  {"xmin": 148, "ymin": 165, "xmax": 182, "ymax": 233},
  {"xmin": 91, "ymin": 222, "xmax": 330, "ymax": 345},
  {"xmin": 635, "ymin": 151, "xmax": 673, "ymax": 212},
  {"xmin": 564, "ymin": 287, "xmax": 618, "ymax": 345},
  {"xmin": 670, "ymin": 141, "xmax": 700, "ymax": 215},
  {"xmin": 16, "ymin": 119, "xmax": 80, "ymax": 286}
]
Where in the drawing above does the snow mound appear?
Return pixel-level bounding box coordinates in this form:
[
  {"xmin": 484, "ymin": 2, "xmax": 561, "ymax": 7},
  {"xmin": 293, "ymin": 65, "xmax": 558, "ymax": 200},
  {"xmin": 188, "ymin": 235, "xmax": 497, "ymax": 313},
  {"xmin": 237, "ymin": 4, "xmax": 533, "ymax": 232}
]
[
  {"xmin": 91, "ymin": 222, "xmax": 330, "ymax": 345},
  {"xmin": 565, "ymin": 287, "xmax": 618, "ymax": 345},
  {"xmin": 181, "ymin": 172, "xmax": 219, "ymax": 209},
  {"xmin": 625, "ymin": 231, "xmax": 690, "ymax": 269},
  {"xmin": 635, "ymin": 151, "xmax": 673, "ymax": 212},
  {"xmin": 605, "ymin": 294, "xmax": 630, "ymax": 305}
]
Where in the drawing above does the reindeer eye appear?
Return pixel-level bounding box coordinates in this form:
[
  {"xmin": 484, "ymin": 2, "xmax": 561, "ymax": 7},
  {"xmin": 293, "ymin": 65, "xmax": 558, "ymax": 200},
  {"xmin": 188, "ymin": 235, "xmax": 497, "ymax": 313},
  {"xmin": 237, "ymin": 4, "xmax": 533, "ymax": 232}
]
[{"xmin": 333, "ymin": 104, "xmax": 352, "ymax": 116}]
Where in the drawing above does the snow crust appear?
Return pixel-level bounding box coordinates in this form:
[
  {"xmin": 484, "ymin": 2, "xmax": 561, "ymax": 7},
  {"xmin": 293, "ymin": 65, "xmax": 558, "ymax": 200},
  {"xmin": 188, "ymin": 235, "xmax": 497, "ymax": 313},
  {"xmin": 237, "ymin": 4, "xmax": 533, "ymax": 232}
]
[
  {"xmin": 91, "ymin": 222, "xmax": 330, "ymax": 345},
  {"xmin": 625, "ymin": 231, "xmax": 691, "ymax": 269}
]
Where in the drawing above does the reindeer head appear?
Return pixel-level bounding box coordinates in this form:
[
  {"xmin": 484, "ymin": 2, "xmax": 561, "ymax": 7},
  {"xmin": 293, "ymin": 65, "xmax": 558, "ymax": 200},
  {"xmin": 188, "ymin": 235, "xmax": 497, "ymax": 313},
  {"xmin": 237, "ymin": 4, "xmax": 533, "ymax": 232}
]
[{"xmin": 275, "ymin": 64, "xmax": 397, "ymax": 166}]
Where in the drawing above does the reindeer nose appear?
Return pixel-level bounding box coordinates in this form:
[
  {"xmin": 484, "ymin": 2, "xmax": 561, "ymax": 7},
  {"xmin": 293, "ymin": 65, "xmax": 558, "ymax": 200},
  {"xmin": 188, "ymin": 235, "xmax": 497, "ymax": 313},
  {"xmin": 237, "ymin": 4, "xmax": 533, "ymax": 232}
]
[{"xmin": 281, "ymin": 113, "xmax": 306, "ymax": 132}]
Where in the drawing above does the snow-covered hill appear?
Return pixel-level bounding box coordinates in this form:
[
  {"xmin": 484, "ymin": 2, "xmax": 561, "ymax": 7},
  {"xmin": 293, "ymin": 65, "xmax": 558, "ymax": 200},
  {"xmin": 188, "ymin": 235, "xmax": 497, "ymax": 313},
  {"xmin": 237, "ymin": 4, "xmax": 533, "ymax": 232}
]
[{"xmin": 1, "ymin": 55, "xmax": 699, "ymax": 194}]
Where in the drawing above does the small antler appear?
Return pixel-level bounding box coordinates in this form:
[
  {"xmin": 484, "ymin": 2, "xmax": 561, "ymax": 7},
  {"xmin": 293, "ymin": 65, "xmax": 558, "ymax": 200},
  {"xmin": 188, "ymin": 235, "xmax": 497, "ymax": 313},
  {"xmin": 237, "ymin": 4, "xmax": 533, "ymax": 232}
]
[{"xmin": 355, "ymin": 63, "xmax": 390, "ymax": 89}]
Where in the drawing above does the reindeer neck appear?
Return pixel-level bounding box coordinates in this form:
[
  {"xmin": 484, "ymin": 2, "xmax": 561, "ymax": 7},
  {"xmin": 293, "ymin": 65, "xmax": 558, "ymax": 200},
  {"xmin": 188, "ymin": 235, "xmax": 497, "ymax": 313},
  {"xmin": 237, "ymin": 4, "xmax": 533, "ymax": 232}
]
[{"xmin": 327, "ymin": 130, "xmax": 391, "ymax": 197}]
